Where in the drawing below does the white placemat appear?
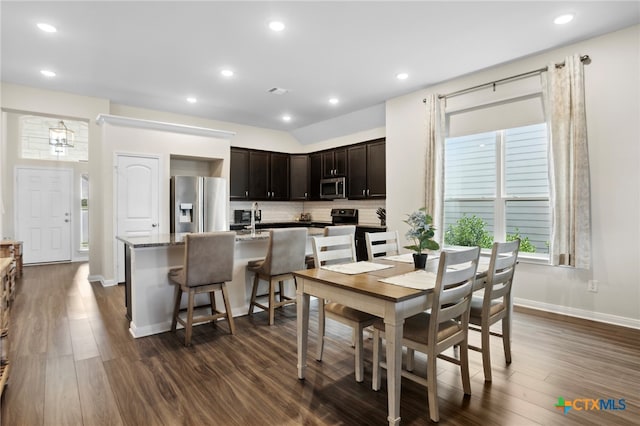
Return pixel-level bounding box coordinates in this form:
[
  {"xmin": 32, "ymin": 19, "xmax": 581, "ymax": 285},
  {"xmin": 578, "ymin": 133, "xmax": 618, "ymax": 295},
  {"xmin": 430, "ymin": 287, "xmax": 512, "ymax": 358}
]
[
  {"xmin": 321, "ymin": 261, "xmax": 394, "ymax": 275},
  {"xmin": 382, "ymin": 253, "xmax": 440, "ymax": 263},
  {"xmin": 378, "ymin": 270, "xmax": 438, "ymax": 290}
]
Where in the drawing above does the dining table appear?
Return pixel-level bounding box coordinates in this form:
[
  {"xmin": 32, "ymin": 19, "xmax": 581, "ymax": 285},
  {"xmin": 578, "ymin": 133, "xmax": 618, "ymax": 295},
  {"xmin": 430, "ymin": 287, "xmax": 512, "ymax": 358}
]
[{"xmin": 293, "ymin": 253, "xmax": 489, "ymax": 426}]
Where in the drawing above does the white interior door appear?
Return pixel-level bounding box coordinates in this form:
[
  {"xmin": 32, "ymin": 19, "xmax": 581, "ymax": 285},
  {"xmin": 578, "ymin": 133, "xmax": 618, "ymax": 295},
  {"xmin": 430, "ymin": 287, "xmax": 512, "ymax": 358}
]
[
  {"xmin": 16, "ymin": 167, "xmax": 72, "ymax": 264},
  {"xmin": 115, "ymin": 154, "xmax": 160, "ymax": 282}
]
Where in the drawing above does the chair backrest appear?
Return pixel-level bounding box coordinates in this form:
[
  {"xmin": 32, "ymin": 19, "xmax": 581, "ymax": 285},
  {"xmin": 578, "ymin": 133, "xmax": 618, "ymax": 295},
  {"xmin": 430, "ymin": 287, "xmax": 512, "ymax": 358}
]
[
  {"xmin": 482, "ymin": 240, "xmax": 520, "ymax": 312},
  {"xmin": 324, "ymin": 225, "xmax": 356, "ymax": 237},
  {"xmin": 183, "ymin": 231, "xmax": 236, "ymax": 287},
  {"xmin": 429, "ymin": 247, "xmax": 480, "ymax": 344},
  {"xmin": 312, "ymin": 234, "xmax": 357, "ymax": 267},
  {"xmin": 262, "ymin": 228, "xmax": 309, "ymax": 276},
  {"xmin": 365, "ymin": 230, "xmax": 400, "ymax": 260}
]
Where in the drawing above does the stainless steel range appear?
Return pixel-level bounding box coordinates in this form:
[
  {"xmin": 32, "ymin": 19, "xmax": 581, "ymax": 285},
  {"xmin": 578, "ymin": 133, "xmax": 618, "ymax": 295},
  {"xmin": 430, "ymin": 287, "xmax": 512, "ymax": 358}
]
[{"xmin": 330, "ymin": 208, "xmax": 358, "ymax": 225}]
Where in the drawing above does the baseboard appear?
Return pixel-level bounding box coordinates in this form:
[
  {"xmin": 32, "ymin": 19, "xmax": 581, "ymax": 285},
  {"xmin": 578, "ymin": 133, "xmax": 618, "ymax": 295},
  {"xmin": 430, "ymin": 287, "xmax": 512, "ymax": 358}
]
[
  {"xmin": 514, "ymin": 297, "xmax": 640, "ymax": 331},
  {"xmin": 87, "ymin": 275, "xmax": 118, "ymax": 287}
]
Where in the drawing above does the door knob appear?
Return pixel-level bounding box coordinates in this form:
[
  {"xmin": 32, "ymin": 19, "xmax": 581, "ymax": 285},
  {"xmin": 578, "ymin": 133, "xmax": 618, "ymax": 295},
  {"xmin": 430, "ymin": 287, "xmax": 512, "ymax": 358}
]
[
  {"xmin": 64, "ymin": 219, "xmax": 70, "ymax": 223},
  {"xmin": 152, "ymin": 223, "xmax": 158, "ymax": 227}
]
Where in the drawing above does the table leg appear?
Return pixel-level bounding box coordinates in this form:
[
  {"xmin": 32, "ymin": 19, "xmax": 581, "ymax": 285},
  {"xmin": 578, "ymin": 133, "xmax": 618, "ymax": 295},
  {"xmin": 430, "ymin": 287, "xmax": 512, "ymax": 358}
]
[
  {"xmin": 297, "ymin": 288, "xmax": 310, "ymax": 380},
  {"xmin": 385, "ymin": 318, "xmax": 403, "ymax": 426}
]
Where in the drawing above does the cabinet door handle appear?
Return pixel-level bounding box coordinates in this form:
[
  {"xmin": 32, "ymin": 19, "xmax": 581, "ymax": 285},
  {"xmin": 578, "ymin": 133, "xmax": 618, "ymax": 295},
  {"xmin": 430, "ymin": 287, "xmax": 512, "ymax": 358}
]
[
  {"xmin": 245, "ymin": 190, "xmax": 248, "ymax": 197},
  {"xmin": 362, "ymin": 189, "xmax": 365, "ymax": 196},
  {"xmin": 367, "ymin": 189, "xmax": 370, "ymax": 197},
  {"xmin": 304, "ymin": 192, "xmax": 308, "ymax": 199}
]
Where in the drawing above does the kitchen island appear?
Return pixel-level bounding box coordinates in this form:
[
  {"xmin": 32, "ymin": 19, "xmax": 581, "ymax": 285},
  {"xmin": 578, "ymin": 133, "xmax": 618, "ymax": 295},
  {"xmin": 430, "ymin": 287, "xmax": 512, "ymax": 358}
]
[{"xmin": 117, "ymin": 229, "xmax": 322, "ymax": 338}]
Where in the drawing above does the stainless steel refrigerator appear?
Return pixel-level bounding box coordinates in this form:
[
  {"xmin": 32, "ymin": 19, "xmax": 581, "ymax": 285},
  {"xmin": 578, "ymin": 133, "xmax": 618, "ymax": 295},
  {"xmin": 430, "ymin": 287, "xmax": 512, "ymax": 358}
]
[{"xmin": 170, "ymin": 176, "xmax": 228, "ymax": 233}]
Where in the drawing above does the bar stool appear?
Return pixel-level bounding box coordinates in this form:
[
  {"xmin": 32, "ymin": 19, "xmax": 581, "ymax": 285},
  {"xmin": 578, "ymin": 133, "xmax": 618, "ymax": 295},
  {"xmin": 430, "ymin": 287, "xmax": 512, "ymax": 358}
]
[
  {"xmin": 169, "ymin": 231, "xmax": 236, "ymax": 346},
  {"xmin": 248, "ymin": 228, "xmax": 308, "ymax": 325}
]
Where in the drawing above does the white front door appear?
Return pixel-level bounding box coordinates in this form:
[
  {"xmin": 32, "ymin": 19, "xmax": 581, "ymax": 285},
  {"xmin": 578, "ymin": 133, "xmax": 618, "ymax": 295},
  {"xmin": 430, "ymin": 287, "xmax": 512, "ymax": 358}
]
[
  {"xmin": 16, "ymin": 167, "xmax": 72, "ymax": 264},
  {"xmin": 115, "ymin": 154, "xmax": 160, "ymax": 282}
]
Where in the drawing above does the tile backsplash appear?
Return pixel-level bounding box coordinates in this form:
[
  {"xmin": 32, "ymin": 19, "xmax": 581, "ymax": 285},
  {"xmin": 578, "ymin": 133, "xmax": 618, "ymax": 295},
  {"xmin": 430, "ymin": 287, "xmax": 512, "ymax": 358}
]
[{"xmin": 229, "ymin": 199, "xmax": 386, "ymax": 226}]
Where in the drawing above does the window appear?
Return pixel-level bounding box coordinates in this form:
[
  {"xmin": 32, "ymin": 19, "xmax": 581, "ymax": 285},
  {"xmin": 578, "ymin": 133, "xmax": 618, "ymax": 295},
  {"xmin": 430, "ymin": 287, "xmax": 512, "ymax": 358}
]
[
  {"xmin": 80, "ymin": 174, "xmax": 89, "ymax": 250},
  {"xmin": 20, "ymin": 115, "xmax": 88, "ymax": 162},
  {"xmin": 444, "ymin": 122, "xmax": 550, "ymax": 256}
]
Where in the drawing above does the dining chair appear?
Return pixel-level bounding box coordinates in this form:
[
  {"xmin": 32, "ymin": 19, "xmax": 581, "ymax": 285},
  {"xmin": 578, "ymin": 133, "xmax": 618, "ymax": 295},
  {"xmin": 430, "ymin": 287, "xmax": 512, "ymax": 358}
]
[
  {"xmin": 365, "ymin": 230, "xmax": 401, "ymax": 260},
  {"xmin": 468, "ymin": 239, "xmax": 520, "ymax": 382},
  {"xmin": 312, "ymin": 233, "xmax": 377, "ymax": 382},
  {"xmin": 371, "ymin": 246, "xmax": 480, "ymax": 422},
  {"xmin": 169, "ymin": 231, "xmax": 236, "ymax": 346},
  {"xmin": 248, "ymin": 228, "xmax": 308, "ymax": 325}
]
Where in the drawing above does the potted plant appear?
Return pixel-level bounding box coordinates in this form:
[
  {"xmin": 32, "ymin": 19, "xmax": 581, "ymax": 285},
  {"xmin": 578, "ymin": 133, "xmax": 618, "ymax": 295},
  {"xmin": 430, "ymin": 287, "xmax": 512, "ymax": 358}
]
[{"xmin": 404, "ymin": 208, "xmax": 440, "ymax": 269}]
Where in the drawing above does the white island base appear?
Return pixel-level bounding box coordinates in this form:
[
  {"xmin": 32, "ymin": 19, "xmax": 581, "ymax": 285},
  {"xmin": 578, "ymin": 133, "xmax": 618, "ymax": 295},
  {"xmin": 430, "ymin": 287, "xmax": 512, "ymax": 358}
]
[{"xmin": 118, "ymin": 232, "xmax": 301, "ymax": 338}]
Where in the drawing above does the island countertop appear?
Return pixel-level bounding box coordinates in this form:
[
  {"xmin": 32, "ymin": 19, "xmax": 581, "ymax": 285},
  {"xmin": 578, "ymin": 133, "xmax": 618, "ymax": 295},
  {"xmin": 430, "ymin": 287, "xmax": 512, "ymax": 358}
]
[{"xmin": 116, "ymin": 227, "xmax": 326, "ymax": 249}]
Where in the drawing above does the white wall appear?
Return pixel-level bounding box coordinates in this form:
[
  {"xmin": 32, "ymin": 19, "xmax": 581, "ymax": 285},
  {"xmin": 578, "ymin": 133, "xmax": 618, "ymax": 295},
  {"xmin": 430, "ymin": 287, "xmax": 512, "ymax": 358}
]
[{"xmin": 386, "ymin": 25, "xmax": 640, "ymax": 327}]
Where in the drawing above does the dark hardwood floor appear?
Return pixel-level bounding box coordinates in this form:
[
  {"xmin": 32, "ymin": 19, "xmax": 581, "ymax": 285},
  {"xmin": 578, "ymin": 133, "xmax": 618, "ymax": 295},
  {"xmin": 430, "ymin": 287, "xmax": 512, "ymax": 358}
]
[{"xmin": 1, "ymin": 262, "xmax": 638, "ymax": 425}]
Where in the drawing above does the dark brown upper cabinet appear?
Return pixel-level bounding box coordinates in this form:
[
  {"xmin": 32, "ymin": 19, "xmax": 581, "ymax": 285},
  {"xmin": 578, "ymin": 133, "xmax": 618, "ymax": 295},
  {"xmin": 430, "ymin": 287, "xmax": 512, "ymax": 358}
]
[
  {"xmin": 347, "ymin": 139, "xmax": 386, "ymax": 199},
  {"xmin": 231, "ymin": 148, "xmax": 289, "ymax": 201},
  {"xmin": 309, "ymin": 153, "xmax": 323, "ymax": 200},
  {"xmin": 290, "ymin": 154, "xmax": 310, "ymax": 200},
  {"xmin": 230, "ymin": 148, "xmax": 250, "ymax": 200},
  {"xmin": 322, "ymin": 148, "xmax": 347, "ymax": 177}
]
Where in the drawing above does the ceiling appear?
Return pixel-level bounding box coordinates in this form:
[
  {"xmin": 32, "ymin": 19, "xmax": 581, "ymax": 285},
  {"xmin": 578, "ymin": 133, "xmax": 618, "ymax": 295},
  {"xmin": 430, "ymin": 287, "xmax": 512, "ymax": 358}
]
[{"xmin": 2, "ymin": 1, "xmax": 639, "ymax": 144}]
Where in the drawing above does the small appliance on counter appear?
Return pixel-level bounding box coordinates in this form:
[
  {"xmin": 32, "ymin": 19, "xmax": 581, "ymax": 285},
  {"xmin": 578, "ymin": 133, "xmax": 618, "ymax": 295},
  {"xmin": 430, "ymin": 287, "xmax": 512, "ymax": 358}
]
[
  {"xmin": 299, "ymin": 212, "xmax": 312, "ymax": 222},
  {"xmin": 234, "ymin": 209, "xmax": 261, "ymax": 225},
  {"xmin": 170, "ymin": 176, "xmax": 227, "ymax": 233}
]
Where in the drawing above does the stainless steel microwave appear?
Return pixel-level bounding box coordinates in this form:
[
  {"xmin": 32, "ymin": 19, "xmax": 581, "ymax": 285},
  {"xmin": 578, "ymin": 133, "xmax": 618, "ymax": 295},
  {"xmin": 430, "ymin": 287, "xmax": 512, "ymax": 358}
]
[{"xmin": 320, "ymin": 177, "xmax": 346, "ymax": 199}]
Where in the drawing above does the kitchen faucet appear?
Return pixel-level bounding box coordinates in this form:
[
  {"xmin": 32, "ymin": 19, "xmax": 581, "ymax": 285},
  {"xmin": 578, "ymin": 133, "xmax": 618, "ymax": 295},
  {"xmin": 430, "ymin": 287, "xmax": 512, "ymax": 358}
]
[{"xmin": 250, "ymin": 202, "xmax": 259, "ymax": 235}]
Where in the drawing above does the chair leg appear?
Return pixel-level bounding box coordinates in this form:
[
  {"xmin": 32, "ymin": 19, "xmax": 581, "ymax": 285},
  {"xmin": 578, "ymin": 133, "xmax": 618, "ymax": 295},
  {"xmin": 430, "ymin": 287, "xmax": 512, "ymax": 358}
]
[
  {"xmin": 503, "ymin": 316, "xmax": 512, "ymax": 364},
  {"xmin": 279, "ymin": 281, "xmax": 285, "ymax": 302},
  {"xmin": 248, "ymin": 273, "xmax": 259, "ymax": 315},
  {"xmin": 372, "ymin": 329, "xmax": 382, "ymax": 391},
  {"xmin": 316, "ymin": 299, "xmax": 325, "ymax": 361},
  {"xmin": 354, "ymin": 324, "xmax": 364, "ymax": 383},
  {"xmin": 209, "ymin": 292, "xmax": 218, "ymax": 329},
  {"xmin": 221, "ymin": 284, "xmax": 236, "ymax": 335},
  {"xmin": 268, "ymin": 279, "xmax": 276, "ymax": 326},
  {"xmin": 426, "ymin": 349, "xmax": 439, "ymax": 422},
  {"xmin": 171, "ymin": 284, "xmax": 182, "ymax": 332},
  {"xmin": 184, "ymin": 288, "xmax": 196, "ymax": 346},
  {"xmin": 482, "ymin": 323, "xmax": 493, "ymax": 382},
  {"xmin": 460, "ymin": 339, "xmax": 472, "ymax": 395}
]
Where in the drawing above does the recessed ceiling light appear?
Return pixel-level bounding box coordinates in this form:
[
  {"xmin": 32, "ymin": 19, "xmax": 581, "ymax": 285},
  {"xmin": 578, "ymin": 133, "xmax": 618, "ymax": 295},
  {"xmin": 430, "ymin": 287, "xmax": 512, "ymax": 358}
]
[
  {"xmin": 40, "ymin": 69, "xmax": 56, "ymax": 77},
  {"xmin": 329, "ymin": 98, "xmax": 339, "ymax": 105},
  {"xmin": 554, "ymin": 14, "xmax": 574, "ymax": 25},
  {"xmin": 282, "ymin": 115, "xmax": 292, "ymax": 122},
  {"xmin": 186, "ymin": 97, "xmax": 197, "ymax": 104},
  {"xmin": 220, "ymin": 69, "xmax": 234, "ymax": 77},
  {"xmin": 269, "ymin": 21, "xmax": 285, "ymax": 32},
  {"xmin": 37, "ymin": 23, "xmax": 57, "ymax": 33},
  {"xmin": 396, "ymin": 72, "xmax": 409, "ymax": 80}
]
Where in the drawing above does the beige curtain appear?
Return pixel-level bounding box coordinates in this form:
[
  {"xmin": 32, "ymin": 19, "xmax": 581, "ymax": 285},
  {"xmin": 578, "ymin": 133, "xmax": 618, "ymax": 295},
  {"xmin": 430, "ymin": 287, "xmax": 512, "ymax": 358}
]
[
  {"xmin": 541, "ymin": 54, "xmax": 591, "ymax": 268},
  {"xmin": 424, "ymin": 94, "xmax": 447, "ymax": 247}
]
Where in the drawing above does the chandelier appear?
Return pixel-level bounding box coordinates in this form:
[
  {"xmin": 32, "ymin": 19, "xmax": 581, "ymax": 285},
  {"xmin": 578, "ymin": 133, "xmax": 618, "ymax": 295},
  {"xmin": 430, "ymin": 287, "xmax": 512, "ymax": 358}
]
[{"xmin": 49, "ymin": 120, "xmax": 74, "ymax": 151}]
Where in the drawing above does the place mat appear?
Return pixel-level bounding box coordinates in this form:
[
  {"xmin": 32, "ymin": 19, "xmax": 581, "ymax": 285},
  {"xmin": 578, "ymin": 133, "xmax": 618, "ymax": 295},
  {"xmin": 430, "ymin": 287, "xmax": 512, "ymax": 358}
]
[
  {"xmin": 382, "ymin": 253, "xmax": 440, "ymax": 263},
  {"xmin": 378, "ymin": 270, "xmax": 438, "ymax": 290},
  {"xmin": 321, "ymin": 261, "xmax": 394, "ymax": 275}
]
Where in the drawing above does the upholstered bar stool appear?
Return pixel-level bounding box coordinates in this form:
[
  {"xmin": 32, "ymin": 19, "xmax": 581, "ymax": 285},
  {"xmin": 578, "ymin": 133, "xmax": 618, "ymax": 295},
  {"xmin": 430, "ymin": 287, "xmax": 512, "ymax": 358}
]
[
  {"xmin": 248, "ymin": 228, "xmax": 308, "ymax": 325},
  {"xmin": 169, "ymin": 231, "xmax": 236, "ymax": 346}
]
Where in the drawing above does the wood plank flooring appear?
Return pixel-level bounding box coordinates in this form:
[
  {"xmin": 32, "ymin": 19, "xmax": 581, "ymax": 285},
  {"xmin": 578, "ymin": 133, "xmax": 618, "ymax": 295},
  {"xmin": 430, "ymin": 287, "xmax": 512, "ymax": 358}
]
[{"xmin": 1, "ymin": 262, "xmax": 638, "ymax": 425}]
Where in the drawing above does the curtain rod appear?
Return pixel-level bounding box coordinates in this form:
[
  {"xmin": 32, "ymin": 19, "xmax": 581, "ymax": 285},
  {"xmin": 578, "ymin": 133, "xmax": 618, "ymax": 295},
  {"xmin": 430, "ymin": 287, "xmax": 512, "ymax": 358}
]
[{"xmin": 422, "ymin": 54, "xmax": 590, "ymax": 102}]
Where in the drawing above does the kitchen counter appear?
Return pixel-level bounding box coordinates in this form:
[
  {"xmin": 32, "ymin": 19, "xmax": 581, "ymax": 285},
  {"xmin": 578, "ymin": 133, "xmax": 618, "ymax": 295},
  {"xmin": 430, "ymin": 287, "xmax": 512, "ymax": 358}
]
[{"xmin": 116, "ymin": 229, "xmax": 319, "ymax": 338}]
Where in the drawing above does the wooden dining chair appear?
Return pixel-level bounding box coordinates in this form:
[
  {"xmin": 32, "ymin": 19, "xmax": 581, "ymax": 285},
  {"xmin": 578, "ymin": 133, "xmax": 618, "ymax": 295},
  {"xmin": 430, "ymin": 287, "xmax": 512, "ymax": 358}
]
[
  {"xmin": 468, "ymin": 239, "xmax": 520, "ymax": 382},
  {"xmin": 365, "ymin": 230, "xmax": 401, "ymax": 260},
  {"xmin": 247, "ymin": 228, "xmax": 308, "ymax": 325},
  {"xmin": 312, "ymin": 233, "xmax": 377, "ymax": 382},
  {"xmin": 168, "ymin": 231, "xmax": 236, "ymax": 346},
  {"xmin": 371, "ymin": 246, "xmax": 480, "ymax": 422}
]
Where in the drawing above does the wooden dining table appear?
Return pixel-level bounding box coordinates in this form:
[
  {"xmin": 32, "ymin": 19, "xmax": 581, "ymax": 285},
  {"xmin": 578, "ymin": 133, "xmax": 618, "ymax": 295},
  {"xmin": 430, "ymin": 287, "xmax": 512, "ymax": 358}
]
[{"xmin": 293, "ymin": 255, "xmax": 488, "ymax": 426}]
